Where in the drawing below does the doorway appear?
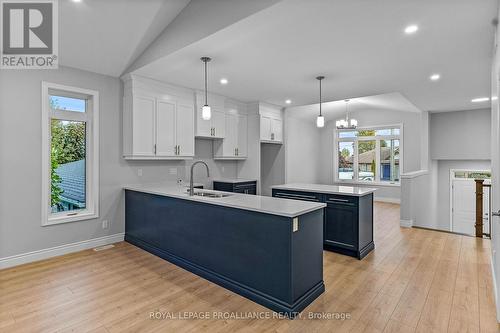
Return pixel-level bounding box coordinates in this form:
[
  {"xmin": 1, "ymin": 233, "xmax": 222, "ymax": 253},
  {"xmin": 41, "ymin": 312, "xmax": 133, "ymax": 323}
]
[{"xmin": 450, "ymin": 169, "xmax": 491, "ymax": 236}]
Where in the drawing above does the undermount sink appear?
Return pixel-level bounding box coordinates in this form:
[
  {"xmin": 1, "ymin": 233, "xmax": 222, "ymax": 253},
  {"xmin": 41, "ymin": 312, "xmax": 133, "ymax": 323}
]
[{"xmin": 188, "ymin": 189, "xmax": 232, "ymax": 198}]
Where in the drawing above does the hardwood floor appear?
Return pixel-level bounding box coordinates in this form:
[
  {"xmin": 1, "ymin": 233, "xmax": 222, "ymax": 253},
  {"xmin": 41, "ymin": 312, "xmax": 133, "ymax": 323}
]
[{"xmin": 1, "ymin": 202, "xmax": 498, "ymax": 332}]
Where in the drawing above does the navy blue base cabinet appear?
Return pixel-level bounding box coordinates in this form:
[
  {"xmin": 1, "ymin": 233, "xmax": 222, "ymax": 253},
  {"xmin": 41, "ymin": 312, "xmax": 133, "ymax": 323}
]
[
  {"xmin": 213, "ymin": 180, "xmax": 257, "ymax": 195},
  {"xmin": 125, "ymin": 190, "xmax": 325, "ymax": 316},
  {"xmin": 272, "ymin": 189, "xmax": 374, "ymax": 259}
]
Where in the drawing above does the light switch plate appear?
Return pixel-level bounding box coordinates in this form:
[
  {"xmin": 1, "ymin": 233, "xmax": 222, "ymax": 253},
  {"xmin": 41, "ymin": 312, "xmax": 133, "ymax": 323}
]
[{"xmin": 293, "ymin": 218, "xmax": 299, "ymax": 232}]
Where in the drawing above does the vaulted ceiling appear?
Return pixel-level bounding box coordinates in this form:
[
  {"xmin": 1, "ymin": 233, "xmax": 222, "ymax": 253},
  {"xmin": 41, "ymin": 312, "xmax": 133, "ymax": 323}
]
[{"xmin": 60, "ymin": 0, "xmax": 498, "ymax": 112}]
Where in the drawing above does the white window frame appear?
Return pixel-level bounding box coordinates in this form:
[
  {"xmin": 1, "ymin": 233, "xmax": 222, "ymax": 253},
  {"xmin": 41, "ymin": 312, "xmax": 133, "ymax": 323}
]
[
  {"xmin": 41, "ymin": 82, "xmax": 99, "ymax": 226},
  {"xmin": 333, "ymin": 124, "xmax": 403, "ymax": 187}
]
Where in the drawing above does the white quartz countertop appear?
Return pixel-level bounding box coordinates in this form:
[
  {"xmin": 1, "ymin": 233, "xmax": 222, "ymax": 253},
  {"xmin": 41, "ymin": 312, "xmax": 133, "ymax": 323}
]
[
  {"xmin": 271, "ymin": 183, "xmax": 376, "ymax": 196},
  {"xmin": 212, "ymin": 178, "xmax": 258, "ymax": 183},
  {"xmin": 124, "ymin": 183, "xmax": 325, "ymax": 218}
]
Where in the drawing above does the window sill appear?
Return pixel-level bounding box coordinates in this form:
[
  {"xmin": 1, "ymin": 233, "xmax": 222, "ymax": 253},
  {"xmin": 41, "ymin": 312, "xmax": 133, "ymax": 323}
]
[
  {"xmin": 43, "ymin": 211, "xmax": 98, "ymax": 226},
  {"xmin": 335, "ymin": 181, "xmax": 401, "ymax": 188}
]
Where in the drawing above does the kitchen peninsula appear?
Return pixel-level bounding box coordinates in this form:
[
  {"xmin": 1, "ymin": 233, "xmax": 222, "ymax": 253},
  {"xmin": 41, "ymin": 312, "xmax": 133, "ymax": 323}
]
[{"xmin": 124, "ymin": 183, "xmax": 326, "ymax": 316}]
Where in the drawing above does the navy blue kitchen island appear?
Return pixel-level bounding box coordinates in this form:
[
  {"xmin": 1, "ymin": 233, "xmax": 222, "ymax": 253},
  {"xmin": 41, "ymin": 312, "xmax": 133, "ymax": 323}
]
[
  {"xmin": 272, "ymin": 183, "xmax": 376, "ymax": 259},
  {"xmin": 124, "ymin": 184, "xmax": 326, "ymax": 316}
]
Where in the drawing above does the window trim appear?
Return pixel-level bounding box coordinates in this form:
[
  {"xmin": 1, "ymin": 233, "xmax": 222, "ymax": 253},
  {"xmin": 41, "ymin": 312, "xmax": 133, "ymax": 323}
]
[
  {"xmin": 41, "ymin": 82, "xmax": 99, "ymax": 226},
  {"xmin": 333, "ymin": 124, "xmax": 403, "ymax": 187}
]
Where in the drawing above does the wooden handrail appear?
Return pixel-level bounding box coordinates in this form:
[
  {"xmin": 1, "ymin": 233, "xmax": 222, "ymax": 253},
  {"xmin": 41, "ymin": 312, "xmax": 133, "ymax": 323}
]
[
  {"xmin": 475, "ymin": 179, "xmax": 484, "ymax": 237},
  {"xmin": 475, "ymin": 179, "xmax": 491, "ymax": 238}
]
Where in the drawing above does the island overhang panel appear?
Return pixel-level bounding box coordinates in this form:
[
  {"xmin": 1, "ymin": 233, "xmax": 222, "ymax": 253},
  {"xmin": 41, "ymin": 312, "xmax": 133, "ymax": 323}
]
[{"xmin": 124, "ymin": 189, "xmax": 325, "ymax": 315}]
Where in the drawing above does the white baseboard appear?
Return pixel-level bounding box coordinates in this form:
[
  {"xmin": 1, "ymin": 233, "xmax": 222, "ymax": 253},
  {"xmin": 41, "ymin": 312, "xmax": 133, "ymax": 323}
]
[
  {"xmin": 0, "ymin": 233, "xmax": 124, "ymax": 270},
  {"xmin": 400, "ymin": 219, "xmax": 413, "ymax": 228},
  {"xmin": 374, "ymin": 197, "xmax": 401, "ymax": 204},
  {"xmin": 491, "ymin": 255, "xmax": 500, "ymax": 323}
]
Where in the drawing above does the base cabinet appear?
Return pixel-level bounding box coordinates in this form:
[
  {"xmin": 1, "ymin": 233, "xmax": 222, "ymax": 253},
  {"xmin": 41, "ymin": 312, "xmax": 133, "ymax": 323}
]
[
  {"xmin": 272, "ymin": 189, "xmax": 374, "ymax": 259},
  {"xmin": 213, "ymin": 181, "xmax": 257, "ymax": 195}
]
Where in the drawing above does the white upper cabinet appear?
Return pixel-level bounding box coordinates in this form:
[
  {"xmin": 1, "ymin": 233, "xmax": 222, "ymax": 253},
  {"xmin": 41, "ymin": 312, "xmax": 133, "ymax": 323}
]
[
  {"xmin": 213, "ymin": 100, "xmax": 248, "ymax": 160},
  {"xmin": 132, "ymin": 95, "xmax": 156, "ymax": 156},
  {"xmin": 155, "ymin": 99, "xmax": 176, "ymax": 156},
  {"xmin": 195, "ymin": 92, "xmax": 226, "ymax": 139},
  {"xmin": 122, "ymin": 75, "xmax": 195, "ymax": 160},
  {"xmin": 260, "ymin": 104, "xmax": 283, "ymax": 144}
]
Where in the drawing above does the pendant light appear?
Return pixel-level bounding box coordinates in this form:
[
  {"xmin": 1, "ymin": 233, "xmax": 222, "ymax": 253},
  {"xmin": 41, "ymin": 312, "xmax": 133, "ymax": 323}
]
[
  {"xmin": 200, "ymin": 57, "xmax": 212, "ymax": 120},
  {"xmin": 336, "ymin": 99, "xmax": 358, "ymax": 129},
  {"xmin": 316, "ymin": 76, "xmax": 325, "ymax": 128}
]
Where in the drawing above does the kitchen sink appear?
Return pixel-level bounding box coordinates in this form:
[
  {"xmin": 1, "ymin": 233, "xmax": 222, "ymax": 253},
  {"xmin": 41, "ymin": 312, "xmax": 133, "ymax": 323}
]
[{"xmin": 188, "ymin": 189, "xmax": 232, "ymax": 198}]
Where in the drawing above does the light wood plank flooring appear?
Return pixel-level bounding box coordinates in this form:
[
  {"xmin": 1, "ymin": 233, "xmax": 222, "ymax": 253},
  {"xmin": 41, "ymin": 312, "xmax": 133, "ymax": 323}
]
[{"xmin": 1, "ymin": 202, "xmax": 498, "ymax": 332}]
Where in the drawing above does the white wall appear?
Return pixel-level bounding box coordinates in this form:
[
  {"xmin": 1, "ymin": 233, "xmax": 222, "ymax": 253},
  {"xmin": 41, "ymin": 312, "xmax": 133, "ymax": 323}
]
[
  {"xmin": 285, "ymin": 116, "xmax": 322, "ymax": 184},
  {"xmin": 430, "ymin": 109, "xmax": 491, "ymax": 160},
  {"xmin": 435, "ymin": 160, "xmax": 491, "ymax": 231},
  {"xmin": 260, "ymin": 143, "xmax": 285, "ymax": 196},
  {"xmin": 285, "ymin": 107, "xmax": 424, "ymax": 202},
  {"xmin": 0, "ymin": 66, "xmax": 237, "ymax": 259}
]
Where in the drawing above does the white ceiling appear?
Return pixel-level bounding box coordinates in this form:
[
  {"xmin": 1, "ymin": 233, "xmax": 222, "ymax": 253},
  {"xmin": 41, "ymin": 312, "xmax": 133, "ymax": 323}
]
[
  {"xmin": 134, "ymin": 0, "xmax": 498, "ymax": 112},
  {"xmin": 59, "ymin": 0, "xmax": 190, "ymax": 77},
  {"xmin": 286, "ymin": 92, "xmax": 421, "ymax": 120}
]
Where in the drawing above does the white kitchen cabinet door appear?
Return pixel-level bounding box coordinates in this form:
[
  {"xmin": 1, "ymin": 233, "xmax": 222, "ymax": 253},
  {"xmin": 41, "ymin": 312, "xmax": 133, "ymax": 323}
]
[
  {"xmin": 212, "ymin": 110, "xmax": 226, "ymax": 138},
  {"xmin": 155, "ymin": 100, "xmax": 176, "ymax": 156},
  {"xmin": 176, "ymin": 103, "xmax": 195, "ymax": 157},
  {"xmin": 223, "ymin": 113, "xmax": 238, "ymax": 156},
  {"xmin": 271, "ymin": 118, "xmax": 283, "ymax": 142},
  {"xmin": 260, "ymin": 116, "xmax": 272, "ymax": 141},
  {"xmin": 196, "ymin": 104, "xmax": 212, "ymax": 137},
  {"xmin": 237, "ymin": 114, "xmax": 248, "ymax": 157},
  {"xmin": 132, "ymin": 95, "xmax": 156, "ymax": 156}
]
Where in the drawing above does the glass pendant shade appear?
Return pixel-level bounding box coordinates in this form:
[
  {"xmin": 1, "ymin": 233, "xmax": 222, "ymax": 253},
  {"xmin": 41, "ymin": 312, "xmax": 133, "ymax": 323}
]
[
  {"xmin": 316, "ymin": 115, "xmax": 325, "ymax": 128},
  {"xmin": 202, "ymin": 105, "xmax": 211, "ymax": 120}
]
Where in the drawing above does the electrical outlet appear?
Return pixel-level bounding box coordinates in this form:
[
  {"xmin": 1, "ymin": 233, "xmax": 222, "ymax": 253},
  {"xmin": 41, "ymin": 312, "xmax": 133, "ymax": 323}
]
[
  {"xmin": 221, "ymin": 166, "xmax": 225, "ymax": 173},
  {"xmin": 102, "ymin": 220, "xmax": 109, "ymax": 229},
  {"xmin": 169, "ymin": 168, "xmax": 177, "ymax": 175},
  {"xmin": 292, "ymin": 218, "xmax": 299, "ymax": 232},
  {"xmin": 137, "ymin": 169, "xmax": 143, "ymax": 177}
]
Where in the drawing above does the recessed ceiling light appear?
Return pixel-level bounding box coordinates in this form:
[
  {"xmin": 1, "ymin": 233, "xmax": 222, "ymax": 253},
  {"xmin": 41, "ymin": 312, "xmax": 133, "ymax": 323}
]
[
  {"xmin": 285, "ymin": 99, "xmax": 291, "ymax": 104},
  {"xmin": 429, "ymin": 74, "xmax": 440, "ymax": 81},
  {"xmin": 219, "ymin": 78, "xmax": 228, "ymax": 85},
  {"xmin": 471, "ymin": 97, "xmax": 490, "ymax": 103},
  {"xmin": 404, "ymin": 25, "xmax": 419, "ymax": 34},
  {"xmin": 72, "ymin": 0, "xmax": 82, "ymax": 2},
  {"xmin": 492, "ymin": 96, "xmax": 498, "ymax": 101}
]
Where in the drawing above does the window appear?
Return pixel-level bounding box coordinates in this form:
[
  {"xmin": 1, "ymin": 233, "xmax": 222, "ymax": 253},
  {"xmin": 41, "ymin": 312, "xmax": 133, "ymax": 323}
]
[
  {"xmin": 42, "ymin": 82, "xmax": 99, "ymax": 225},
  {"xmin": 335, "ymin": 126, "xmax": 402, "ymax": 185}
]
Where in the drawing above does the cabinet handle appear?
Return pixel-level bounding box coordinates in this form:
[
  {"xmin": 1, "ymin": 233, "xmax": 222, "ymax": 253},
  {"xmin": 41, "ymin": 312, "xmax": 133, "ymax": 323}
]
[
  {"xmin": 214, "ymin": 128, "xmax": 216, "ymax": 136},
  {"xmin": 271, "ymin": 133, "xmax": 275, "ymax": 140},
  {"xmin": 178, "ymin": 145, "xmax": 180, "ymax": 155},
  {"xmin": 327, "ymin": 198, "xmax": 350, "ymax": 203},
  {"xmin": 154, "ymin": 144, "xmax": 157, "ymax": 155}
]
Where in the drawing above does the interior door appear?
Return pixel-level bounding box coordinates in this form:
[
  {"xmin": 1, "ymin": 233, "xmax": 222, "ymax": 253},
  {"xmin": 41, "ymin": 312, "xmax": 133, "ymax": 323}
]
[
  {"xmin": 490, "ymin": 40, "xmax": 500, "ymax": 321},
  {"xmin": 155, "ymin": 100, "xmax": 176, "ymax": 156},
  {"xmin": 176, "ymin": 103, "xmax": 194, "ymax": 157},
  {"xmin": 132, "ymin": 95, "xmax": 155, "ymax": 156},
  {"xmin": 452, "ymin": 179, "xmax": 476, "ymax": 235}
]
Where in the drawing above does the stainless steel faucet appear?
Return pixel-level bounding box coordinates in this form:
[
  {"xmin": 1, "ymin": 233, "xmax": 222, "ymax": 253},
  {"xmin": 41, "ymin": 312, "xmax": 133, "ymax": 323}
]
[{"xmin": 189, "ymin": 161, "xmax": 210, "ymax": 196}]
